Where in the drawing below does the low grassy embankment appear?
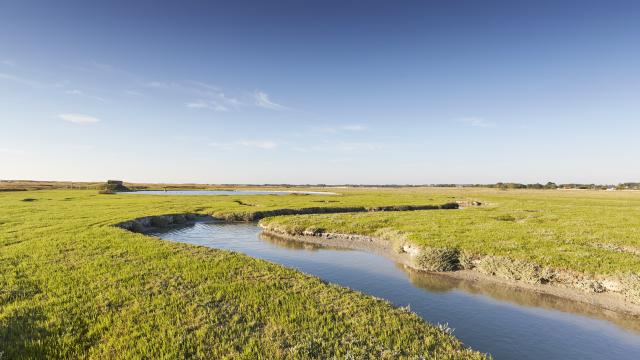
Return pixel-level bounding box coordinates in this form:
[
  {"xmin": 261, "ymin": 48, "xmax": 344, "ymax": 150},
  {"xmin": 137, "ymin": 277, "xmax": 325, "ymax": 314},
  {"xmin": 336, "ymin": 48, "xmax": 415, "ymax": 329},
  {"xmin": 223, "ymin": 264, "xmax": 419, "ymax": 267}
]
[
  {"xmin": 0, "ymin": 189, "xmax": 484, "ymax": 359},
  {"xmin": 261, "ymin": 189, "xmax": 640, "ymax": 306}
]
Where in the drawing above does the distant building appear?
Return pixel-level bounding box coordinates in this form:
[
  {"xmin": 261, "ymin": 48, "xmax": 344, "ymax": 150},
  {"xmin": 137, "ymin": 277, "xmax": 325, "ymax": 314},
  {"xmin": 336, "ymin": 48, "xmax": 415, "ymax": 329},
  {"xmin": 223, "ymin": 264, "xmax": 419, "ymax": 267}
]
[{"xmin": 101, "ymin": 180, "xmax": 130, "ymax": 193}]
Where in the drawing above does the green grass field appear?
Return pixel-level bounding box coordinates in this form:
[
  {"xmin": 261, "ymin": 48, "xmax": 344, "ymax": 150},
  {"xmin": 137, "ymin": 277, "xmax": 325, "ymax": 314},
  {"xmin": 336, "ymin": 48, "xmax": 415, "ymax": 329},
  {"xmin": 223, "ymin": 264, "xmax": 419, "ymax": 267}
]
[
  {"xmin": 4, "ymin": 187, "xmax": 640, "ymax": 358},
  {"xmin": 0, "ymin": 189, "xmax": 484, "ymax": 359},
  {"xmin": 261, "ymin": 189, "xmax": 640, "ymax": 297}
]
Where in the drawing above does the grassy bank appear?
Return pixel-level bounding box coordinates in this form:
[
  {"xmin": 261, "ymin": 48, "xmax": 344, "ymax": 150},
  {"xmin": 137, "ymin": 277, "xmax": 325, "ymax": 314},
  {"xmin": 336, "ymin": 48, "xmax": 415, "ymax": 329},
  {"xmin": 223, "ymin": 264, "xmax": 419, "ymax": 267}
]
[
  {"xmin": 0, "ymin": 189, "xmax": 484, "ymax": 359},
  {"xmin": 261, "ymin": 189, "xmax": 640, "ymax": 302}
]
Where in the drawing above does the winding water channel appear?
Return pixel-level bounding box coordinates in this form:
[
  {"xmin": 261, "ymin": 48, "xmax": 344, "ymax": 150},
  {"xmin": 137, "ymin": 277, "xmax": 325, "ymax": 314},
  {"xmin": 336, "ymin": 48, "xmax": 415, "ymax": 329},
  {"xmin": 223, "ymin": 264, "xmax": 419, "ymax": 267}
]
[{"xmin": 150, "ymin": 221, "xmax": 640, "ymax": 359}]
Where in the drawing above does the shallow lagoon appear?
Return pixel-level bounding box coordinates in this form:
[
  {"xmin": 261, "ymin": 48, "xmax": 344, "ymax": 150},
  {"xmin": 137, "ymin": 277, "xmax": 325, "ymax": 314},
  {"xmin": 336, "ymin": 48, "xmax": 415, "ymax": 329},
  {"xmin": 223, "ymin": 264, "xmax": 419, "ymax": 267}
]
[{"xmin": 121, "ymin": 189, "xmax": 336, "ymax": 196}]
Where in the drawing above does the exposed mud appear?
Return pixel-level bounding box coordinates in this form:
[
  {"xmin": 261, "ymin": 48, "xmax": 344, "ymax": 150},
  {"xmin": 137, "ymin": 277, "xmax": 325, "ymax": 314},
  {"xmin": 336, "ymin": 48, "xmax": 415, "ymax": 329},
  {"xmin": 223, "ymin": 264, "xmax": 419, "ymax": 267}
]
[{"xmin": 115, "ymin": 213, "xmax": 214, "ymax": 233}]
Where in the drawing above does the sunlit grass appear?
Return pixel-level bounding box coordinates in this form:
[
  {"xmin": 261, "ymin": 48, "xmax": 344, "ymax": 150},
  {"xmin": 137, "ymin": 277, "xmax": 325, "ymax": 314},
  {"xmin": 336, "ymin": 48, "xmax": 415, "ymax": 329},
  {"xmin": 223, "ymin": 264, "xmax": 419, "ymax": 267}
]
[
  {"xmin": 262, "ymin": 189, "xmax": 640, "ymax": 276},
  {"xmin": 0, "ymin": 189, "xmax": 484, "ymax": 359}
]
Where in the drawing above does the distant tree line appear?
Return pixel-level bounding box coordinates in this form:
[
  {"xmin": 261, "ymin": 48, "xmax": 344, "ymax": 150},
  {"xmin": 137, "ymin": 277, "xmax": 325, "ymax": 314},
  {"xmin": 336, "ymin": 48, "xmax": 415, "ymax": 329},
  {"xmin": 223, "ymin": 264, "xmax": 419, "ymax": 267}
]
[
  {"xmin": 2, "ymin": 180, "xmax": 639, "ymax": 191},
  {"xmin": 304, "ymin": 182, "xmax": 640, "ymax": 190},
  {"xmin": 411, "ymin": 182, "xmax": 610, "ymax": 190},
  {"xmin": 617, "ymin": 183, "xmax": 640, "ymax": 190}
]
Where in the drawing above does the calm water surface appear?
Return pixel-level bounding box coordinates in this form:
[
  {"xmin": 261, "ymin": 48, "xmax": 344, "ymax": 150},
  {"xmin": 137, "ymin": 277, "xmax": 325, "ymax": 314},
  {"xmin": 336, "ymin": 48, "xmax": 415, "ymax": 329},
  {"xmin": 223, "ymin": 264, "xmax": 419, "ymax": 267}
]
[
  {"xmin": 121, "ymin": 190, "xmax": 336, "ymax": 196},
  {"xmin": 150, "ymin": 221, "xmax": 640, "ymax": 359}
]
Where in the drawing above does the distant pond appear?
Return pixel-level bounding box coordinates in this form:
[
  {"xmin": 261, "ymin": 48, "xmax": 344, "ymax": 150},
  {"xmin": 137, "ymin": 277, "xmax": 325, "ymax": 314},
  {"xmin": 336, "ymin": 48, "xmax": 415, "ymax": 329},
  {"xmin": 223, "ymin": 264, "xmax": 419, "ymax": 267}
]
[{"xmin": 119, "ymin": 190, "xmax": 336, "ymax": 196}]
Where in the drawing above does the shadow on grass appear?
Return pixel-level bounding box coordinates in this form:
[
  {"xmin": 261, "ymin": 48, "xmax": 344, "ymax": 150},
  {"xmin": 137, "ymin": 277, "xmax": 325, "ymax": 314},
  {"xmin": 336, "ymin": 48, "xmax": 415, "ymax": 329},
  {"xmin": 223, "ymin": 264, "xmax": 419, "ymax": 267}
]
[{"xmin": 0, "ymin": 306, "xmax": 51, "ymax": 358}]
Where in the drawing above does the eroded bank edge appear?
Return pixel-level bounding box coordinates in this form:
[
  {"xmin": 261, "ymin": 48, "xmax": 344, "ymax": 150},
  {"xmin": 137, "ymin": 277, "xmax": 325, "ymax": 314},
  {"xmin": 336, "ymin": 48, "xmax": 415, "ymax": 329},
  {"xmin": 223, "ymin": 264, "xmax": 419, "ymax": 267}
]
[
  {"xmin": 112, "ymin": 200, "xmax": 640, "ymax": 315},
  {"xmin": 258, "ymin": 223, "xmax": 640, "ymax": 316},
  {"xmin": 111, "ymin": 208, "xmax": 490, "ymax": 358}
]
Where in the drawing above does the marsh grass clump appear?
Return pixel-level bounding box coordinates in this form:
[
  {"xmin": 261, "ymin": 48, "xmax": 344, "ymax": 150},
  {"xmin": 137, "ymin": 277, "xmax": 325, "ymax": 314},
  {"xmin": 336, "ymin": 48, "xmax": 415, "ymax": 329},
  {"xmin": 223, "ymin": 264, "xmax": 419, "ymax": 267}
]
[
  {"xmin": 233, "ymin": 199, "xmax": 256, "ymax": 206},
  {"xmin": 494, "ymin": 214, "xmax": 516, "ymax": 222},
  {"xmin": 416, "ymin": 247, "xmax": 460, "ymax": 272},
  {"xmin": 372, "ymin": 228, "xmax": 410, "ymax": 255},
  {"xmin": 476, "ymin": 256, "xmax": 550, "ymax": 284},
  {"xmin": 303, "ymin": 225, "xmax": 326, "ymax": 235},
  {"xmin": 458, "ymin": 250, "xmax": 479, "ymax": 270},
  {"xmin": 374, "ymin": 227, "xmax": 409, "ymax": 243},
  {"xmin": 618, "ymin": 273, "xmax": 640, "ymax": 303},
  {"xmin": 437, "ymin": 322, "xmax": 455, "ymax": 336}
]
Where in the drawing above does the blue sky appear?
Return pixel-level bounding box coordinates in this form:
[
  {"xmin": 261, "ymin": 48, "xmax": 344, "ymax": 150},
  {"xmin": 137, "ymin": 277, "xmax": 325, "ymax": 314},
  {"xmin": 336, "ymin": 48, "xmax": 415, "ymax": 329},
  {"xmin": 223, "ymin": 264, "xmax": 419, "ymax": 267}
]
[{"xmin": 1, "ymin": 0, "xmax": 639, "ymax": 184}]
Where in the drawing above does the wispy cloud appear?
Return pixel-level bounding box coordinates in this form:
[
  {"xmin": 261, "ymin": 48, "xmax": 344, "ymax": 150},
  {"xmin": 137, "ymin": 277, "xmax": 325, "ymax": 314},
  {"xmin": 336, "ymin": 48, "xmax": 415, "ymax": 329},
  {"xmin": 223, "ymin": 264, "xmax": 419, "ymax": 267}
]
[
  {"xmin": 145, "ymin": 81, "xmax": 173, "ymax": 89},
  {"xmin": 1, "ymin": 59, "xmax": 16, "ymax": 67},
  {"xmin": 186, "ymin": 100, "xmax": 210, "ymax": 109},
  {"xmin": 123, "ymin": 89, "xmax": 142, "ymax": 96},
  {"xmin": 186, "ymin": 99, "xmax": 229, "ymax": 112},
  {"xmin": 0, "ymin": 72, "xmax": 64, "ymax": 89},
  {"xmin": 145, "ymin": 80, "xmax": 244, "ymax": 111},
  {"xmin": 186, "ymin": 80, "xmax": 220, "ymax": 92},
  {"xmin": 456, "ymin": 117, "xmax": 496, "ymax": 128},
  {"xmin": 66, "ymin": 89, "xmax": 107, "ymax": 102},
  {"xmin": 84, "ymin": 64, "xmax": 290, "ymax": 113},
  {"xmin": 146, "ymin": 80, "xmax": 227, "ymax": 99},
  {"xmin": 254, "ymin": 91, "xmax": 288, "ymax": 111},
  {"xmin": 58, "ymin": 113, "xmax": 101, "ymax": 124}
]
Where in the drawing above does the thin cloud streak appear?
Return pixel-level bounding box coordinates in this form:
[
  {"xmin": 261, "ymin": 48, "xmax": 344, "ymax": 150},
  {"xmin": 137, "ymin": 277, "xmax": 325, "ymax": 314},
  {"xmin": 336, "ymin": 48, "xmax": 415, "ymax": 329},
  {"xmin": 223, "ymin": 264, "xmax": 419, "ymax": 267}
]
[
  {"xmin": 66, "ymin": 89, "xmax": 108, "ymax": 102},
  {"xmin": 0, "ymin": 72, "xmax": 64, "ymax": 89},
  {"xmin": 254, "ymin": 91, "xmax": 288, "ymax": 111},
  {"xmin": 78, "ymin": 64, "xmax": 286, "ymax": 113},
  {"xmin": 186, "ymin": 100, "xmax": 228, "ymax": 111},
  {"xmin": 123, "ymin": 89, "xmax": 142, "ymax": 96},
  {"xmin": 457, "ymin": 117, "xmax": 496, "ymax": 128},
  {"xmin": 1, "ymin": 59, "xmax": 16, "ymax": 67},
  {"xmin": 58, "ymin": 113, "xmax": 101, "ymax": 124},
  {"xmin": 146, "ymin": 80, "xmax": 244, "ymax": 110}
]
